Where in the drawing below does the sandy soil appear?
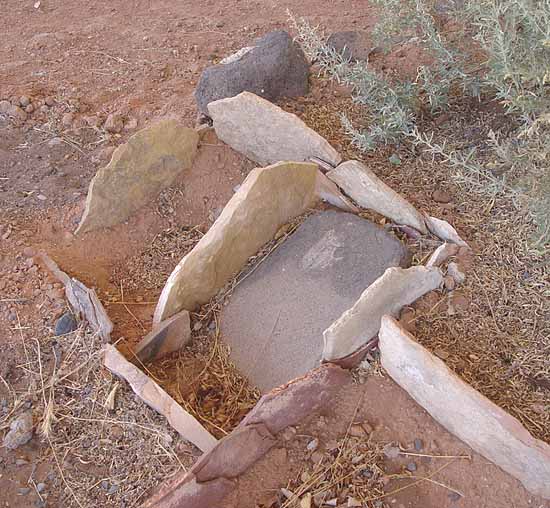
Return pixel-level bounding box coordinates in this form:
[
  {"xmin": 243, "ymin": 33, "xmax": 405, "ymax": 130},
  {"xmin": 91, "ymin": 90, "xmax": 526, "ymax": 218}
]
[{"xmin": 1, "ymin": 1, "xmax": 548, "ymax": 507}]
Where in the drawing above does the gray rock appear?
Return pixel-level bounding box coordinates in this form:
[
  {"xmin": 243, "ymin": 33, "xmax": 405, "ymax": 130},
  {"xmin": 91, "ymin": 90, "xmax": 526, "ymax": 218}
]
[
  {"xmin": 36, "ymin": 482, "xmax": 46, "ymax": 493},
  {"xmin": 18, "ymin": 487, "xmax": 31, "ymax": 496},
  {"xmin": 383, "ymin": 444, "xmax": 400, "ymax": 459},
  {"xmin": 414, "ymin": 438, "xmax": 423, "ymax": 451},
  {"xmin": 208, "ymin": 92, "xmax": 341, "ymax": 167},
  {"xmin": 406, "ymin": 462, "xmax": 417, "ymax": 472},
  {"xmin": 3, "ymin": 411, "xmax": 33, "ymax": 449},
  {"xmin": 195, "ymin": 31, "xmax": 309, "ymax": 115},
  {"xmin": 221, "ymin": 210, "xmax": 408, "ymax": 392},
  {"xmin": 327, "ymin": 31, "xmax": 375, "ymax": 61},
  {"xmin": 54, "ymin": 312, "xmax": 77, "ymax": 336}
]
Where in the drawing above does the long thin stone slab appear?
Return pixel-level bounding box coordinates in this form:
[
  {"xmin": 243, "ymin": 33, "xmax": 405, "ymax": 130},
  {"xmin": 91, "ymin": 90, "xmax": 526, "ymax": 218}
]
[
  {"xmin": 76, "ymin": 120, "xmax": 199, "ymax": 234},
  {"xmin": 327, "ymin": 160, "xmax": 427, "ymax": 233},
  {"xmin": 322, "ymin": 266, "xmax": 443, "ymax": 361},
  {"xmin": 208, "ymin": 91, "xmax": 342, "ymax": 167},
  {"xmin": 379, "ymin": 316, "xmax": 550, "ymax": 500},
  {"xmin": 221, "ymin": 210, "xmax": 409, "ymax": 392},
  {"xmin": 104, "ymin": 345, "xmax": 217, "ymax": 453},
  {"xmin": 154, "ymin": 161, "xmax": 318, "ymax": 322}
]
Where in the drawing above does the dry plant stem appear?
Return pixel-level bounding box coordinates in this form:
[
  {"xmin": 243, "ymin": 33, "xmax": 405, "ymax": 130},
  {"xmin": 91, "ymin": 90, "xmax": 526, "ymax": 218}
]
[{"xmin": 365, "ymin": 460, "xmax": 457, "ymax": 501}]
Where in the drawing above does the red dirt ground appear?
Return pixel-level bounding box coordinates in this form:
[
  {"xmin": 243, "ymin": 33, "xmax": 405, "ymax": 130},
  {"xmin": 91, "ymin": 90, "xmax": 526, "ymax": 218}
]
[{"xmin": 1, "ymin": 1, "xmax": 548, "ymax": 507}]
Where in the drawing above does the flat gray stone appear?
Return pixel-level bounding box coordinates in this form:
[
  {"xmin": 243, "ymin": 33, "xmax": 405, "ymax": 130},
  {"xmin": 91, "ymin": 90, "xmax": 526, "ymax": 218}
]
[{"xmin": 221, "ymin": 210, "xmax": 408, "ymax": 392}]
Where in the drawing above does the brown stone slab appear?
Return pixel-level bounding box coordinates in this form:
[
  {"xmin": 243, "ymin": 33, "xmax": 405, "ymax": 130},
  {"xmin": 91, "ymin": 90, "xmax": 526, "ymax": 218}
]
[
  {"xmin": 140, "ymin": 473, "xmax": 235, "ymax": 508},
  {"xmin": 192, "ymin": 423, "xmax": 276, "ymax": 483},
  {"xmin": 240, "ymin": 363, "xmax": 351, "ymax": 434},
  {"xmin": 76, "ymin": 120, "xmax": 198, "ymax": 234},
  {"xmin": 379, "ymin": 315, "xmax": 550, "ymax": 499},
  {"xmin": 134, "ymin": 310, "xmax": 191, "ymax": 362}
]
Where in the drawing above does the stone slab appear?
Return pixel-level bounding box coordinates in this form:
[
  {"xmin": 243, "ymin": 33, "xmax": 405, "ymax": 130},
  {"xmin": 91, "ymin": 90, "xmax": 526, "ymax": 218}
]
[
  {"xmin": 104, "ymin": 345, "xmax": 217, "ymax": 453},
  {"xmin": 154, "ymin": 161, "xmax": 318, "ymax": 321},
  {"xmin": 379, "ymin": 316, "xmax": 550, "ymax": 500},
  {"xmin": 76, "ymin": 120, "xmax": 198, "ymax": 234},
  {"xmin": 425, "ymin": 215, "xmax": 468, "ymax": 247},
  {"xmin": 134, "ymin": 310, "xmax": 191, "ymax": 362},
  {"xmin": 322, "ymin": 266, "xmax": 443, "ymax": 361},
  {"xmin": 195, "ymin": 30, "xmax": 309, "ymax": 115},
  {"xmin": 192, "ymin": 423, "xmax": 276, "ymax": 483},
  {"xmin": 40, "ymin": 253, "xmax": 113, "ymax": 342},
  {"xmin": 140, "ymin": 474, "xmax": 235, "ymax": 508},
  {"xmin": 240, "ymin": 363, "xmax": 350, "ymax": 433},
  {"xmin": 221, "ymin": 210, "xmax": 408, "ymax": 392},
  {"xmin": 425, "ymin": 242, "xmax": 458, "ymax": 268},
  {"xmin": 208, "ymin": 92, "xmax": 342, "ymax": 167},
  {"xmin": 327, "ymin": 160, "xmax": 427, "ymax": 233}
]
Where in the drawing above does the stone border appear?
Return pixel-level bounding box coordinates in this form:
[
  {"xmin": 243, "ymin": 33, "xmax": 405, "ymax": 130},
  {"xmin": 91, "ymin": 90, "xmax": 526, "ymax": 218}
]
[
  {"xmin": 141, "ymin": 364, "xmax": 350, "ymax": 508},
  {"xmin": 379, "ymin": 316, "xmax": 550, "ymax": 499}
]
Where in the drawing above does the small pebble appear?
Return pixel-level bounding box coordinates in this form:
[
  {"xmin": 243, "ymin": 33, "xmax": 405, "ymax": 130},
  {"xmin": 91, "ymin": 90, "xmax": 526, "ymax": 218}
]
[
  {"xmin": 54, "ymin": 313, "xmax": 77, "ymax": 336},
  {"xmin": 306, "ymin": 438, "xmax": 319, "ymax": 452},
  {"xmin": 432, "ymin": 189, "xmax": 452, "ymax": 203},
  {"xmin": 107, "ymin": 484, "xmax": 119, "ymax": 495},
  {"xmin": 45, "ymin": 96, "xmax": 55, "ymax": 107},
  {"xmin": 406, "ymin": 462, "xmax": 417, "ymax": 472},
  {"xmin": 18, "ymin": 487, "xmax": 31, "ymax": 496},
  {"xmin": 15, "ymin": 458, "xmax": 29, "ymax": 466},
  {"xmin": 383, "ymin": 444, "xmax": 400, "ymax": 459},
  {"xmin": 36, "ymin": 482, "xmax": 46, "ymax": 493},
  {"xmin": 414, "ymin": 438, "xmax": 423, "ymax": 451},
  {"xmin": 19, "ymin": 96, "xmax": 31, "ymax": 107}
]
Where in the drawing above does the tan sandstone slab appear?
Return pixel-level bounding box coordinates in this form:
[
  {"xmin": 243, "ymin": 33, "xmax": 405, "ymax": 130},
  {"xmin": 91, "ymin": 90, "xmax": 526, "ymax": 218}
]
[
  {"xmin": 315, "ymin": 170, "xmax": 359, "ymax": 213},
  {"xmin": 154, "ymin": 161, "xmax": 318, "ymax": 321},
  {"xmin": 327, "ymin": 160, "xmax": 427, "ymax": 233},
  {"xmin": 76, "ymin": 119, "xmax": 199, "ymax": 234},
  {"xmin": 425, "ymin": 215, "xmax": 468, "ymax": 247},
  {"xmin": 207, "ymin": 92, "xmax": 341, "ymax": 167},
  {"xmin": 322, "ymin": 266, "xmax": 443, "ymax": 361},
  {"xmin": 379, "ymin": 316, "xmax": 550, "ymax": 499},
  {"xmin": 104, "ymin": 345, "xmax": 217, "ymax": 453},
  {"xmin": 425, "ymin": 242, "xmax": 459, "ymax": 268}
]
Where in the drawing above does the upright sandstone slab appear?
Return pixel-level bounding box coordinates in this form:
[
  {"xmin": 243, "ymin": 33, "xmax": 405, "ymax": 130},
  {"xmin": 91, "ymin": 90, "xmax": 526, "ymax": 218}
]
[
  {"xmin": 379, "ymin": 316, "xmax": 550, "ymax": 499},
  {"xmin": 154, "ymin": 161, "xmax": 318, "ymax": 321},
  {"xmin": 208, "ymin": 92, "xmax": 341, "ymax": 167},
  {"xmin": 327, "ymin": 160, "xmax": 427, "ymax": 233},
  {"xmin": 322, "ymin": 266, "xmax": 442, "ymax": 361},
  {"xmin": 76, "ymin": 120, "xmax": 199, "ymax": 234}
]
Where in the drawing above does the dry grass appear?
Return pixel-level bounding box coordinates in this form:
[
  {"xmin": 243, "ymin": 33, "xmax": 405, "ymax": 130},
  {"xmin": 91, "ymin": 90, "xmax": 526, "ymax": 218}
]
[
  {"xmin": 296, "ymin": 77, "xmax": 550, "ymax": 443},
  {"xmin": 9, "ymin": 323, "xmax": 193, "ymax": 508}
]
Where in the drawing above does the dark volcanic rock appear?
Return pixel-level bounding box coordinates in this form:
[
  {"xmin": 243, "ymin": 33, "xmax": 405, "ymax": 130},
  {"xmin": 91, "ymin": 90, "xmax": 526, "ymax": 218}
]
[
  {"xmin": 54, "ymin": 312, "xmax": 77, "ymax": 336},
  {"xmin": 195, "ymin": 30, "xmax": 309, "ymax": 115}
]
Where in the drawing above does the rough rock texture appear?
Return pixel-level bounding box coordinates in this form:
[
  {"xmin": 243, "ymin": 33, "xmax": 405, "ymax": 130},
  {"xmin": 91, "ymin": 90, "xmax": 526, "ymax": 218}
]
[
  {"xmin": 76, "ymin": 120, "xmax": 198, "ymax": 234},
  {"xmin": 425, "ymin": 242, "xmax": 458, "ymax": 268},
  {"xmin": 3, "ymin": 411, "xmax": 33, "ymax": 449},
  {"xmin": 154, "ymin": 161, "xmax": 318, "ymax": 322},
  {"xmin": 240, "ymin": 363, "xmax": 350, "ymax": 433},
  {"xmin": 379, "ymin": 316, "xmax": 550, "ymax": 500},
  {"xmin": 192, "ymin": 424, "xmax": 276, "ymax": 482},
  {"xmin": 221, "ymin": 210, "xmax": 408, "ymax": 392},
  {"xmin": 104, "ymin": 345, "xmax": 217, "ymax": 452},
  {"xmin": 141, "ymin": 475, "xmax": 235, "ymax": 508},
  {"xmin": 327, "ymin": 31, "xmax": 375, "ymax": 61},
  {"xmin": 40, "ymin": 253, "xmax": 113, "ymax": 341},
  {"xmin": 327, "ymin": 160, "xmax": 427, "ymax": 233},
  {"xmin": 195, "ymin": 31, "xmax": 309, "ymax": 115},
  {"xmin": 425, "ymin": 215, "xmax": 468, "ymax": 247},
  {"xmin": 54, "ymin": 312, "xmax": 78, "ymax": 336},
  {"xmin": 323, "ymin": 266, "xmax": 443, "ymax": 361},
  {"xmin": 134, "ymin": 310, "xmax": 191, "ymax": 362},
  {"xmin": 208, "ymin": 92, "xmax": 342, "ymax": 167},
  {"xmin": 315, "ymin": 171, "xmax": 359, "ymax": 213},
  {"xmin": 142, "ymin": 364, "xmax": 350, "ymax": 508}
]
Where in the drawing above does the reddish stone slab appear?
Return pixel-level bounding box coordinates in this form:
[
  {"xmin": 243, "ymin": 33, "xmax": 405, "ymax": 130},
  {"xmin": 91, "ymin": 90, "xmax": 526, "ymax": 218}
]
[{"xmin": 240, "ymin": 363, "xmax": 350, "ymax": 434}]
